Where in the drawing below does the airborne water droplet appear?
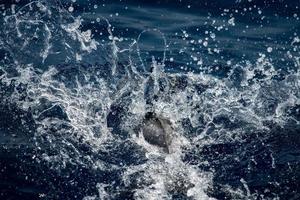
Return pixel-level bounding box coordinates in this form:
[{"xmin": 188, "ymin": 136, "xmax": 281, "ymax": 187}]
[
  {"xmin": 267, "ymin": 47, "xmax": 273, "ymax": 53},
  {"xmin": 68, "ymin": 6, "xmax": 74, "ymax": 12}
]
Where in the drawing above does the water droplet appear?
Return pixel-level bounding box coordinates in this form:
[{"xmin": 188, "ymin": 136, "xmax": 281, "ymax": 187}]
[
  {"xmin": 228, "ymin": 17, "xmax": 235, "ymax": 26},
  {"xmin": 68, "ymin": 6, "xmax": 74, "ymax": 12},
  {"xmin": 267, "ymin": 47, "xmax": 273, "ymax": 53}
]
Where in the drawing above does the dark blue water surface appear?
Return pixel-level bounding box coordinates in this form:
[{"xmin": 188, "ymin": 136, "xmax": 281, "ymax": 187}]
[{"xmin": 0, "ymin": 0, "xmax": 300, "ymax": 199}]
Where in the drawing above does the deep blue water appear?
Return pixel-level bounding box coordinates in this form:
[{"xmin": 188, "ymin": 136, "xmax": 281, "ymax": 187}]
[{"xmin": 0, "ymin": 0, "xmax": 300, "ymax": 199}]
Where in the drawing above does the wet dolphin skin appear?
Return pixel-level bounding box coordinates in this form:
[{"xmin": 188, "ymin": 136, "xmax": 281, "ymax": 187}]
[{"xmin": 141, "ymin": 112, "xmax": 173, "ymax": 153}]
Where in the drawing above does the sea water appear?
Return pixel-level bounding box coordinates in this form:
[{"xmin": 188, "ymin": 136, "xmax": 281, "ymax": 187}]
[{"xmin": 0, "ymin": 0, "xmax": 299, "ymax": 199}]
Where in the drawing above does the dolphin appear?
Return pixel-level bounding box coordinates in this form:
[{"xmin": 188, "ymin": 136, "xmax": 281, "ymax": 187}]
[{"xmin": 140, "ymin": 112, "xmax": 173, "ymax": 153}]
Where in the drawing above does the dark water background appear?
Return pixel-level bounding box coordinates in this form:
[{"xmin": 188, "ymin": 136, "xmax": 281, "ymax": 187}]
[{"xmin": 0, "ymin": 0, "xmax": 300, "ymax": 199}]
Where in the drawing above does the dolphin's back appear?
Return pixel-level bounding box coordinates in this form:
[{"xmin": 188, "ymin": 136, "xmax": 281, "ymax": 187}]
[{"xmin": 141, "ymin": 112, "xmax": 173, "ymax": 153}]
